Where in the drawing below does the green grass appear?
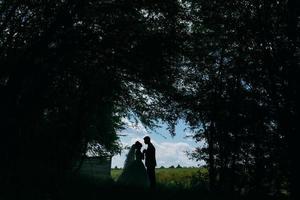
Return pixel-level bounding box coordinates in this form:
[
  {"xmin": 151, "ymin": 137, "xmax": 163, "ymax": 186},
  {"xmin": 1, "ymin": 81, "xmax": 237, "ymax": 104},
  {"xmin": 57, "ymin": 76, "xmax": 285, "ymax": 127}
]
[
  {"xmin": 111, "ymin": 167, "xmax": 208, "ymax": 189},
  {"xmin": 56, "ymin": 171, "xmax": 211, "ymax": 200},
  {"xmin": 111, "ymin": 168, "xmax": 122, "ymax": 180}
]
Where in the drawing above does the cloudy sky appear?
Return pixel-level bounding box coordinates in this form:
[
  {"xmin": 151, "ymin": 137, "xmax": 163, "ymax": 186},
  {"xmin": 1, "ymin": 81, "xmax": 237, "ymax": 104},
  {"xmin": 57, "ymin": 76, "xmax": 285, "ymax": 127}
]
[{"xmin": 111, "ymin": 118, "xmax": 205, "ymax": 168}]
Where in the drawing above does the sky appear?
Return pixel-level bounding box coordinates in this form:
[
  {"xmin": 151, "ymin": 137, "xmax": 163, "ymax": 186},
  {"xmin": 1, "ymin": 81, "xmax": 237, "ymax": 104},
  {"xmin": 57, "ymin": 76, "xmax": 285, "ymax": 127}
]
[{"xmin": 111, "ymin": 118, "xmax": 205, "ymax": 168}]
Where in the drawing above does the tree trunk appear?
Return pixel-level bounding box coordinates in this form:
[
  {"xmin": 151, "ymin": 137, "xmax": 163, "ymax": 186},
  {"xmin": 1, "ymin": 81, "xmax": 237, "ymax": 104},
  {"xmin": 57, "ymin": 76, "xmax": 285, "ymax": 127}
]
[
  {"xmin": 287, "ymin": 1, "xmax": 299, "ymax": 199},
  {"xmin": 208, "ymin": 123, "xmax": 217, "ymax": 192}
]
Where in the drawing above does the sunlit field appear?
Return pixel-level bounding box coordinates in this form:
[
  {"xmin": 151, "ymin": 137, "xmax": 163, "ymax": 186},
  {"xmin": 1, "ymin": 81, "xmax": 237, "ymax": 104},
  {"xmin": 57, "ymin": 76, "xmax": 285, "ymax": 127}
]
[{"xmin": 111, "ymin": 167, "xmax": 208, "ymax": 189}]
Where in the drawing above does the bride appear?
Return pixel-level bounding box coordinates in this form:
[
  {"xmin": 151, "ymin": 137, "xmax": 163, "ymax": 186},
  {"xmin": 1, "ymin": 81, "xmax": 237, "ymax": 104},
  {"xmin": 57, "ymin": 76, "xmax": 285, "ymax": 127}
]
[{"xmin": 117, "ymin": 141, "xmax": 150, "ymax": 188}]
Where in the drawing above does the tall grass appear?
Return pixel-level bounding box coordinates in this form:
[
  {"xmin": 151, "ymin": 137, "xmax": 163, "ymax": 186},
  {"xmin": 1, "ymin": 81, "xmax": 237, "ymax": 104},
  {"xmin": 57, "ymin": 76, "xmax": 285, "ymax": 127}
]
[{"xmin": 111, "ymin": 167, "xmax": 208, "ymax": 189}]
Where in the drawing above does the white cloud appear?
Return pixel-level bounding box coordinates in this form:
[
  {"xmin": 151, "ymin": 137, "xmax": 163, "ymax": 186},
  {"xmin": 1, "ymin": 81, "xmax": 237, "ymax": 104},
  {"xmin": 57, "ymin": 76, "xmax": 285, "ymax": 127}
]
[
  {"xmin": 153, "ymin": 140, "xmax": 201, "ymax": 167},
  {"xmin": 112, "ymin": 138, "xmax": 203, "ymax": 168},
  {"xmin": 120, "ymin": 118, "xmax": 148, "ymax": 135},
  {"xmin": 111, "ymin": 119, "xmax": 205, "ymax": 168}
]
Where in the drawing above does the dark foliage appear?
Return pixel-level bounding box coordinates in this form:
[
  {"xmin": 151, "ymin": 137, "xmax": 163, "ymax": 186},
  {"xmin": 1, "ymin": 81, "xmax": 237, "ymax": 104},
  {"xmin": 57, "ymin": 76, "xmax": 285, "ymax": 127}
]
[
  {"xmin": 183, "ymin": 0, "xmax": 299, "ymax": 198},
  {"xmin": 0, "ymin": 0, "xmax": 184, "ymax": 196}
]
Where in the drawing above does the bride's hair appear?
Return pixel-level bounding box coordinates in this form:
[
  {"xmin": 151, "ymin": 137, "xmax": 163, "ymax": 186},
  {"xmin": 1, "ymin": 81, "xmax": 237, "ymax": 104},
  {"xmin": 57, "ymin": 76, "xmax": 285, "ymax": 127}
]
[{"xmin": 134, "ymin": 141, "xmax": 142, "ymax": 149}]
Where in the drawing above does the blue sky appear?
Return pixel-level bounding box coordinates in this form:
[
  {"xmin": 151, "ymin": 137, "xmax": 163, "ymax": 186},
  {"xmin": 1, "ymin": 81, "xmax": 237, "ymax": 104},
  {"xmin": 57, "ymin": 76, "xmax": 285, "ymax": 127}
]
[{"xmin": 111, "ymin": 119, "xmax": 205, "ymax": 168}]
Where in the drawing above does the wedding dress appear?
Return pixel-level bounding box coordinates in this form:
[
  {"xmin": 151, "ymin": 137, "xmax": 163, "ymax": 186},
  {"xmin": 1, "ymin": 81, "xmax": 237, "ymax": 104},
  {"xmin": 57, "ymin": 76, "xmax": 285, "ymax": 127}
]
[{"xmin": 117, "ymin": 144, "xmax": 150, "ymax": 188}]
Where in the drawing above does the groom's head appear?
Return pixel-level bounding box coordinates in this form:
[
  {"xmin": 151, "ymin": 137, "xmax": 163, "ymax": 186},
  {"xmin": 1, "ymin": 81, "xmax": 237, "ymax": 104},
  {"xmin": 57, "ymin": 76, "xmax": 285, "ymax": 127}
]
[{"xmin": 143, "ymin": 136, "xmax": 151, "ymax": 144}]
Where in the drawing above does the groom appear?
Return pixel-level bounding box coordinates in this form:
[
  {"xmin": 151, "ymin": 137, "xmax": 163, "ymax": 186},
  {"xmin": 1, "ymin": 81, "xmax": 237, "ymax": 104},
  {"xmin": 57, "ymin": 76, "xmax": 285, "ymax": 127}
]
[{"xmin": 143, "ymin": 136, "xmax": 156, "ymax": 189}]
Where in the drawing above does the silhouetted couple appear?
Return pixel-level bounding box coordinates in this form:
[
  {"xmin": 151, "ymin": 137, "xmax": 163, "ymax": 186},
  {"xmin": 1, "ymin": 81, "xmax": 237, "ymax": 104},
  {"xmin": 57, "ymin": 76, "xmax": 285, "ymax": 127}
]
[{"xmin": 118, "ymin": 136, "xmax": 156, "ymax": 189}]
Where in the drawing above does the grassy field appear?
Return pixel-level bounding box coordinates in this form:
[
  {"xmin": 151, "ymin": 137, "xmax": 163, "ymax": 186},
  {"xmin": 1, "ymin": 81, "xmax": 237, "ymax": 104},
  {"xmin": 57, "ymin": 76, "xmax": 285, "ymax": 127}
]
[
  {"xmin": 111, "ymin": 167, "xmax": 208, "ymax": 188},
  {"xmin": 47, "ymin": 168, "xmax": 211, "ymax": 200}
]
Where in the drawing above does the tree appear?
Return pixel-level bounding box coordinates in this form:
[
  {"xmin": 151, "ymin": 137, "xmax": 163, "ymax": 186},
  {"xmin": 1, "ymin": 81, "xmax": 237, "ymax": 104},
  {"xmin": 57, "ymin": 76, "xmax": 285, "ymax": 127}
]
[
  {"xmin": 181, "ymin": 0, "xmax": 299, "ymax": 197},
  {"xmin": 0, "ymin": 0, "xmax": 186, "ymax": 195}
]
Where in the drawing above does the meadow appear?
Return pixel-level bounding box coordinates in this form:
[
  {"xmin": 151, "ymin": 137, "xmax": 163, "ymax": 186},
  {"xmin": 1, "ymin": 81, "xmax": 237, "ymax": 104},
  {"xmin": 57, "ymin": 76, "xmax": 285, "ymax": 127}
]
[
  {"xmin": 111, "ymin": 167, "xmax": 208, "ymax": 189},
  {"xmin": 32, "ymin": 167, "xmax": 276, "ymax": 200}
]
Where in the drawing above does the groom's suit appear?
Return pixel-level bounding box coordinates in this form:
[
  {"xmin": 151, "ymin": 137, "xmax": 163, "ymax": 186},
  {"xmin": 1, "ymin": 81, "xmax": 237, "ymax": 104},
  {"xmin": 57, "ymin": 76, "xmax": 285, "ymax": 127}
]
[{"xmin": 144, "ymin": 142, "xmax": 156, "ymax": 188}]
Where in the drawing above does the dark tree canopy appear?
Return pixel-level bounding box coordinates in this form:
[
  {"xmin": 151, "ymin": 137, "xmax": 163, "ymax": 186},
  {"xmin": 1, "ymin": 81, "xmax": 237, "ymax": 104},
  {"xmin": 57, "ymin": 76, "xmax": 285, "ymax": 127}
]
[
  {"xmin": 181, "ymin": 0, "xmax": 299, "ymax": 197},
  {"xmin": 0, "ymin": 0, "xmax": 186, "ymax": 195}
]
